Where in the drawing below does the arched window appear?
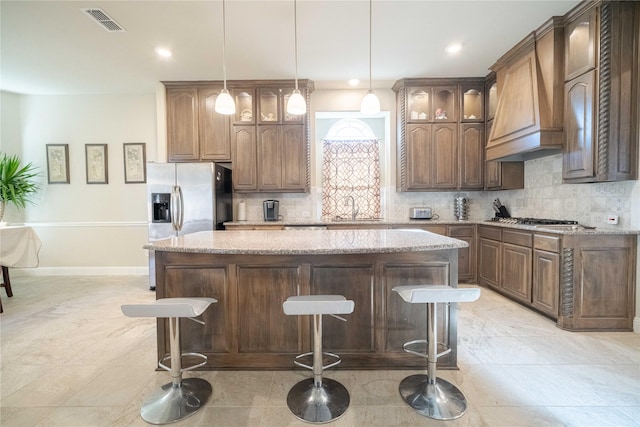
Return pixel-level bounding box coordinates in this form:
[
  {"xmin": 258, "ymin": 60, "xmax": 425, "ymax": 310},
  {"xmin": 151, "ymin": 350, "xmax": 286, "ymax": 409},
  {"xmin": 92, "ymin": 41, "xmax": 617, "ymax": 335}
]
[{"xmin": 321, "ymin": 119, "xmax": 381, "ymax": 220}]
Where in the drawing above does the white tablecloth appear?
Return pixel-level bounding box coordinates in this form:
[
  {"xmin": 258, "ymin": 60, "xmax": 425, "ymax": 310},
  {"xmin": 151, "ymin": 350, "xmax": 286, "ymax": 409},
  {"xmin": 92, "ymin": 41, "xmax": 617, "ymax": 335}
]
[{"xmin": 0, "ymin": 225, "xmax": 42, "ymax": 268}]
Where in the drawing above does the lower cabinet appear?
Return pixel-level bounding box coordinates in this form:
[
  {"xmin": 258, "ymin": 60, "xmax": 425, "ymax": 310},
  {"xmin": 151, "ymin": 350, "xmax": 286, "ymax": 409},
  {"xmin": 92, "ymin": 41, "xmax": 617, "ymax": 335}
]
[
  {"xmin": 477, "ymin": 226, "xmax": 559, "ymax": 319},
  {"xmin": 531, "ymin": 234, "xmax": 561, "ymax": 317}
]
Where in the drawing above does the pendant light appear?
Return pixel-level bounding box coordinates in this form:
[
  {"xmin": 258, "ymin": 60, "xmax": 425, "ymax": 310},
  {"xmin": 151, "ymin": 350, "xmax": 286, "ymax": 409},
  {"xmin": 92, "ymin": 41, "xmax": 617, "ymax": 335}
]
[
  {"xmin": 286, "ymin": 0, "xmax": 306, "ymax": 115},
  {"xmin": 215, "ymin": 0, "xmax": 235, "ymax": 115},
  {"xmin": 361, "ymin": 0, "xmax": 380, "ymax": 114}
]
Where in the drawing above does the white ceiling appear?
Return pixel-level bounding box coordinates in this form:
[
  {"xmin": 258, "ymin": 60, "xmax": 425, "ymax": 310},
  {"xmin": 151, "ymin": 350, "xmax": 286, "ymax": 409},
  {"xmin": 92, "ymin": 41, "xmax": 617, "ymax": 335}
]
[{"xmin": 1, "ymin": 0, "xmax": 580, "ymax": 95}]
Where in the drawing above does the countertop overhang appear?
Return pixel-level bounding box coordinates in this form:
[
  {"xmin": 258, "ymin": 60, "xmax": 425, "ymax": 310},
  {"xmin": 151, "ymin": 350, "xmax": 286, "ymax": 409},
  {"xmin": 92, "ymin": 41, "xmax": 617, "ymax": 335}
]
[
  {"xmin": 144, "ymin": 229, "xmax": 468, "ymax": 255},
  {"xmin": 223, "ymin": 219, "xmax": 639, "ymax": 235}
]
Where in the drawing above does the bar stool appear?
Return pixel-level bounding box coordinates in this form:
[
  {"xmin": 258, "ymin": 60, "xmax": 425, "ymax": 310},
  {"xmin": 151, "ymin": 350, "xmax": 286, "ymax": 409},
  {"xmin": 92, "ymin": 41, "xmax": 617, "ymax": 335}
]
[
  {"xmin": 282, "ymin": 295, "xmax": 355, "ymax": 424},
  {"xmin": 121, "ymin": 297, "xmax": 216, "ymax": 425},
  {"xmin": 392, "ymin": 285, "xmax": 480, "ymax": 421}
]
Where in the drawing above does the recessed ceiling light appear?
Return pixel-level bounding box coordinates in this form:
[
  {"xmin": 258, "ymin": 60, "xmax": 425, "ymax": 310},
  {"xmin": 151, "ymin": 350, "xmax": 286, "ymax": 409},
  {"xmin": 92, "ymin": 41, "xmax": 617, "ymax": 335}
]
[
  {"xmin": 155, "ymin": 47, "xmax": 172, "ymax": 58},
  {"xmin": 348, "ymin": 78, "xmax": 360, "ymax": 87},
  {"xmin": 445, "ymin": 43, "xmax": 463, "ymax": 54}
]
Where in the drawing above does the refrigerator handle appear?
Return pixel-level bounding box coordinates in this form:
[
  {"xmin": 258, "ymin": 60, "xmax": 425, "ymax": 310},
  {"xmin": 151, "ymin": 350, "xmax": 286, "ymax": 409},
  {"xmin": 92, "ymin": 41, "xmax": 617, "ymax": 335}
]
[{"xmin": 171, "ymin": 185, "xmax": 184, "ymax": 232}]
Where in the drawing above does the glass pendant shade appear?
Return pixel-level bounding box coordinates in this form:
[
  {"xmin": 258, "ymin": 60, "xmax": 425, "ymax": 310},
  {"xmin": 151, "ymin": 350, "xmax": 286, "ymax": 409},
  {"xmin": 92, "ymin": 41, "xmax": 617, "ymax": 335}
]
[
  {"xmin": 286, "ymin": 89, "xmax": 306, "ymax": 115},
  {"xmin": 361, "ymin": 90, "xmax": 380, "ymax": 114},
  {"xmin": 215, "ymin": 89, "xmax": 235, "ymax": 115}
]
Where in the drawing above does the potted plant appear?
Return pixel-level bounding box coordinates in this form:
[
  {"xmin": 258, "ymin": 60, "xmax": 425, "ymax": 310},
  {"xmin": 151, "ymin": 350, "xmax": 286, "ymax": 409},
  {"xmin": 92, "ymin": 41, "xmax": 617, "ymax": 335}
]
[{"xmin": 0, "ymin": 153, "xmax": 40, "ymax": 223}]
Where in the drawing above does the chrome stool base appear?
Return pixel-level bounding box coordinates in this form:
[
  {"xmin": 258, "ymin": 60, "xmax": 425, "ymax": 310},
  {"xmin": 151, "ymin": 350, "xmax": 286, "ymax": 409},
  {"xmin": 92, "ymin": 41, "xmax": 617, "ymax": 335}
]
[
  {"xmin": 141, "ymin": 378, "xmax": 212, "ymax": 425},
  {"xmin": 399, "ymin": 374, "xmax": 467, "ymax": 421},
  {"xmin": 286, "ymin": 377, "xmax": 350, "ymax": 424}
]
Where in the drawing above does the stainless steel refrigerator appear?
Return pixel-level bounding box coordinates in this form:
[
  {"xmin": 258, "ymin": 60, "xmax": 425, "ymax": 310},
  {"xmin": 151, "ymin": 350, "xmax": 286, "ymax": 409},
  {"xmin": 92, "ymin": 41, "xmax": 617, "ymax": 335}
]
[{"xmin": 146, "ymin": 162, "xmax": 232, "ymax": 290}]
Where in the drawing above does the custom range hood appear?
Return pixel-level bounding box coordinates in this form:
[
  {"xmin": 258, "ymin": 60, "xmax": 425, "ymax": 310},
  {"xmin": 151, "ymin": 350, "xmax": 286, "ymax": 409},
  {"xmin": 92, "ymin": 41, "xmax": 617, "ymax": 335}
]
[{"xmin": 486, "ymin": 17, "xmax": 564, "ymax": 162}]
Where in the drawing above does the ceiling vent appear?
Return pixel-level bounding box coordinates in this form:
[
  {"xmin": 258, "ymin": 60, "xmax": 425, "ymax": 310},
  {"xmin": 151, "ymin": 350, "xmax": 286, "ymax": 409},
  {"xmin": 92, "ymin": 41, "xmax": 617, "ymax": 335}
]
[{"xmin": 81, "ymin": 8, "xmax": 126, "ymax": 32}]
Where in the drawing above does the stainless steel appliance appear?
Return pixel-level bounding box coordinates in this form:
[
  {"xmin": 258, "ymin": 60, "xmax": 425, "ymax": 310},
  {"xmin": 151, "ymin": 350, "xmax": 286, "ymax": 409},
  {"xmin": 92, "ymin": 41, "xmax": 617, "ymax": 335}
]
[
  {"xmin": 147, "ymin": 162, "xmax": 232, "ymax": 289},
  {"xmin": 489, "ymin": 217, "xmax": 578, "ymax": 225},
  {"xmin": 409, "ymin": 207, "xmax": 432, "ymax": 220},
  {"xmin": 263, "ymin": 200, "xmax": 280, "ymax": 221}
]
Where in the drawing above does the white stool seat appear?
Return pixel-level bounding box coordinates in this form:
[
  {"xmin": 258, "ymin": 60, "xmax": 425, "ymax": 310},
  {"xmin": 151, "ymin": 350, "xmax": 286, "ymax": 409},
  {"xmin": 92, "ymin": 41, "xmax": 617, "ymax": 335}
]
[
  {"xmin": 121, "ymin": 297, "xmax": 217, "ymax": 318},
  {"xmin": 393, "ymin": 285, "xmax": 480, "ymax": 304},
  {"xmin": 283, "ymin": 295, "xmax": 354, "ymax": 316}
]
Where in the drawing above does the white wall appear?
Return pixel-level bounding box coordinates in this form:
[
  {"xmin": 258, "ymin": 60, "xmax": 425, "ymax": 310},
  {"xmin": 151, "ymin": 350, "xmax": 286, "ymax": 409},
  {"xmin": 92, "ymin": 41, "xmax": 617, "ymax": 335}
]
[{"xmin": 2, "ymin": 91, "xmax": 157, "ymax": 274}]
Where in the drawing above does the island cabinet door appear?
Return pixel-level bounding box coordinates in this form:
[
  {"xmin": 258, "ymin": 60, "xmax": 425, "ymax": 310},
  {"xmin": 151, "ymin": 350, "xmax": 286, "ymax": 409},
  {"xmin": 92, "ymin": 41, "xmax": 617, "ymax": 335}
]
[
  {"xmin": 309, "ymin": 265, "xmax": 375, "ymax": 353},
  {"xmin": 382, "ymin": 263, "xmax": 454, "ymax": 368},
  {"xmin": 162, "ymin": 266, "xmax": 231, "ymax": 354},
  {"xmin": 236, "ymin": 266, "xmax": 301, "ymax": 353}
]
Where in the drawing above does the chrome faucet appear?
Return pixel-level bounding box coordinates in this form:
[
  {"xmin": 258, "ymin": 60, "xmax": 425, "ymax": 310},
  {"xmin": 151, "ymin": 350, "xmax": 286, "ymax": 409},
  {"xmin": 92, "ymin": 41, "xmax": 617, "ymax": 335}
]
[{"xmin": 344, "ymin": 196, "xmax": 359, "ymax": 220}]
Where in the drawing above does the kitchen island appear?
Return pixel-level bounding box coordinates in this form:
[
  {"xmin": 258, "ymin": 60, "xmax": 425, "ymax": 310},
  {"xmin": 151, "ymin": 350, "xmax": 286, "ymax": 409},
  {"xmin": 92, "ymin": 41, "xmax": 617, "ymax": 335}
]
[{"xmin": 145, "ymin": 229, "xmax": 469, "ymax": 370}]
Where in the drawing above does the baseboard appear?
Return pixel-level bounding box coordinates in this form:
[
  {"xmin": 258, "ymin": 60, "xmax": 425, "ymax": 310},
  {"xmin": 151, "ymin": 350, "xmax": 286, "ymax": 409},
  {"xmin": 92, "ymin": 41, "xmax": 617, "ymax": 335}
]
[
  {"xmin": 10, "ymin": 266, "xmax": 148, "ymax": 276},
  {"xmin": 634, "ymin": 316, "xmax": 640, "ymax": 334}
]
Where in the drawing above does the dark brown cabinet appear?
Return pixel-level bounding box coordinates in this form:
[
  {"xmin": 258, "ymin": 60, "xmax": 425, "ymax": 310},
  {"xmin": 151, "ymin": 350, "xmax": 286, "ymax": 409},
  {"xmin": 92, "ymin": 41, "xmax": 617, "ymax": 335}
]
[
  {"xmin": 478, "ymin": 226, "xmax": 501, "ymax": 289},
  {"xmin": 257, "ymin": 124, "xmax": 306, "ymax": 191},
  {"xmin": 166, "ymin": 84, "xmax": 231, "ymax": 162},
  {"xmin": 232, "ymin": 126, "xmax": 257, "ymax": 191},
  {"xmin": 404, "ymin": 123, "xmax": 457, "ymax": 189},
  {"xmin": 562, "ymin": 1, "xmax": 639, "ymax": 183},
  {"xmin": 563, "ymin": 70, "xmax": 596, "ymax": 180},
  {"xmin": 501, "ymin": 230, "xmax": 533, "ymax": 304},
  {"xmin": 166, "ymin": 87, "xmax": 199, "ymax": 161},
  {"xmin": 532, "ymin": 234, "xmax": 561, "ymax": 317},
  {"xmin": 232, "ymin": 82, "xmax": 312, "ymax": 193},
  {"xmin": 394, "ymin": 78, "xmax": 485, "ymax": 191},
  {"xmin": 449, "ymin": 225, "xmax": 476, "ymax": 282},
  {"xmin": 459, "ymin": 124, "xmax": 484, "ymax": 189}
]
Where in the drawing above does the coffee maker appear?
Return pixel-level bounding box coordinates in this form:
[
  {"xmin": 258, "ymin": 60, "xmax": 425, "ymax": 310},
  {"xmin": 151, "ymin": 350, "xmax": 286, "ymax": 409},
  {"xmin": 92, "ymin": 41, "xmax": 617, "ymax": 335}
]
[{"xmin": 263, "ymin": 200, "xmax": 280, "ymax": 221}]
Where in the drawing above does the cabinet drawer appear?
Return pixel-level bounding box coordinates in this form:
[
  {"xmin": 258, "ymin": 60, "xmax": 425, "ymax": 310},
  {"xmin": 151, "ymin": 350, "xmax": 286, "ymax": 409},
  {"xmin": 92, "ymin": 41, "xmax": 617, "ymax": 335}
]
[
  {"xmin": 534, "ymin": 234, "xmax": 561, "ymax": 253},
  {"xmin": 478, "ymin": 226, "xmax": 501, "ymax": 241},
  {"xmin": 503, "ymin": 230, "xmax": 532, "ymax": 247},
  {"xmin": 449, "ymin": 225, "xmax": 474, "ymax": 237}
]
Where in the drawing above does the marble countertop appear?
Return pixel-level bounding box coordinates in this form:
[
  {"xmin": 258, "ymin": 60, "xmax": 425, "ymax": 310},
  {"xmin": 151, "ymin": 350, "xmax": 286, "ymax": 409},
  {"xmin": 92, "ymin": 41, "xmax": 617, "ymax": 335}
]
[
  {"xmin": 144, "ymin": 229, "xmax": 469, "ymax": 255},
  {"xmin": 223, "ymin": 219, "xmax": 639, "ymax": 235}
]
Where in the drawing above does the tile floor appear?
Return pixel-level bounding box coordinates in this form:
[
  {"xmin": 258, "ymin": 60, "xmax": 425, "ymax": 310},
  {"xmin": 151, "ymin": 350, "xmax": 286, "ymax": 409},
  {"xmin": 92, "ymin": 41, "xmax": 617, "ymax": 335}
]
[{"xmin": 1, "ymin": 275, "xmax": 639, "ymax": 427}]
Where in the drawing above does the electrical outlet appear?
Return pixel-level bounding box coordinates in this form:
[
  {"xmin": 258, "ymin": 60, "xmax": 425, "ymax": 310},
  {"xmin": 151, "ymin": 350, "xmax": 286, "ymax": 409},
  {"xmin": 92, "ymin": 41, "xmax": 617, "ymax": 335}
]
[{"xmin": 606, "ymin": 214, "xmax": 619, "ymax": 225}]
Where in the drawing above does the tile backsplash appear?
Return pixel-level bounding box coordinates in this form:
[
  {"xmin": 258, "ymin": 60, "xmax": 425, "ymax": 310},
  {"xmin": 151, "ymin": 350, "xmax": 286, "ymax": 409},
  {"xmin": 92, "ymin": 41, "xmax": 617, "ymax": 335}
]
[{"xmin": 233, "ymin": 154, "xmax": 638, "ymax": 229}]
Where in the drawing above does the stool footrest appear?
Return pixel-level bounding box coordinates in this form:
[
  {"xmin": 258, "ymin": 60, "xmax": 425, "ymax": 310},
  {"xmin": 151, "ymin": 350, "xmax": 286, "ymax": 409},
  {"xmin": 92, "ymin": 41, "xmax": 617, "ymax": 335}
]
[
  {"xmin": 159, "ymin": 352, "xmax": 208, "ymax": 373},
  {"xmin": 293, "ymin": 351, "xmax": 342, "ymax": 371},
  {"xmin": 402, "ymin": 339, "xmax": 451, "ymax": 360}
]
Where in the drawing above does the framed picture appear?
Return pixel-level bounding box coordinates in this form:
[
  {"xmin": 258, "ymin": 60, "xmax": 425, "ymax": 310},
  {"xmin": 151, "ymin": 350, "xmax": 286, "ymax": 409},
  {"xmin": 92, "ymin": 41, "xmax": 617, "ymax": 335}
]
[
  {"xmin": 46, "ymin": 144, "xmax": 70, "ymax": 184},
  {"xmin": 123, "ymin": 143, "xmax": 146, "ymax": 183},
  {"xmin": 85, "ymin": 144, "xmax": 108, "ymax": 184}
]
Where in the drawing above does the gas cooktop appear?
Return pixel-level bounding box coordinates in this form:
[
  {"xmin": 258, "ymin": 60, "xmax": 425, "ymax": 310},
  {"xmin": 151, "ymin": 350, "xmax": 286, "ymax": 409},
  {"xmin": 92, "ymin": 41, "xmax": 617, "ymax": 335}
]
[{"xmin": 489, "ymin": 217, "xmax": 579, "ymax": 225}]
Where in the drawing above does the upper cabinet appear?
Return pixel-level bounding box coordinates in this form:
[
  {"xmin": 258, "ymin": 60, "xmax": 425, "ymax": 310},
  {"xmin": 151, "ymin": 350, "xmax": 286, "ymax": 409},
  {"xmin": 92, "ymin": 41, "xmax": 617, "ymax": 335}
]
[
  {"xmin": 565, "ymin": 6, "xmax": 597, "ymax": 81},
  {"xmin": 394, "ymin": 78, "xmax": 485, "ymax": 191},
  {"xmin": 231, "ymin": 81, "xmax": 313, "ymax": 193},
  {"xmin": 166, "ymin": 84, "xmax": 231, "ymax": 162},
  {"xmin": 165, "ymin": 80, "xmax": 314, "ymax": 193},
  {"xmin": 461, "ymin": 84, "xmax": 484, "ymax": 122},
  {"xmin": 562, "ymin": 1, "xmax": 639, "ymax": 183},
  {"xmin": 407, "ymin": 86, "xmax": 457, "ymax": 123}
]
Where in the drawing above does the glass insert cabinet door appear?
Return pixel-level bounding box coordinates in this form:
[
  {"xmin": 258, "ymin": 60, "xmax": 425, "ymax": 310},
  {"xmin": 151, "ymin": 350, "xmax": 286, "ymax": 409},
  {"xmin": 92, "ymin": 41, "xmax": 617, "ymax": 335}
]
[
  {"xmin": 432, "ymin": 87, "xmax": 456, "ymax": 122},
  {"xmin": 257, "ymin": 88, "xmax": 305, "ymax": 124},
  {"xmin": 461, "ymin": 86, "xmax": 484, "ymax": 122},
  {"xmin": 233, "ymin": 89, "xmax": 255, "ymax": 124},
  {"xmin": 407, "ymin": 87, "xmax": 457, "ymax": 122},
  {"xmin": 408, "ymin": 89, "xmax": 430, "ymax": 122},
  {"xmin": 259, "ymin": 89, "xmax": 279, "ymax": 123}
]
